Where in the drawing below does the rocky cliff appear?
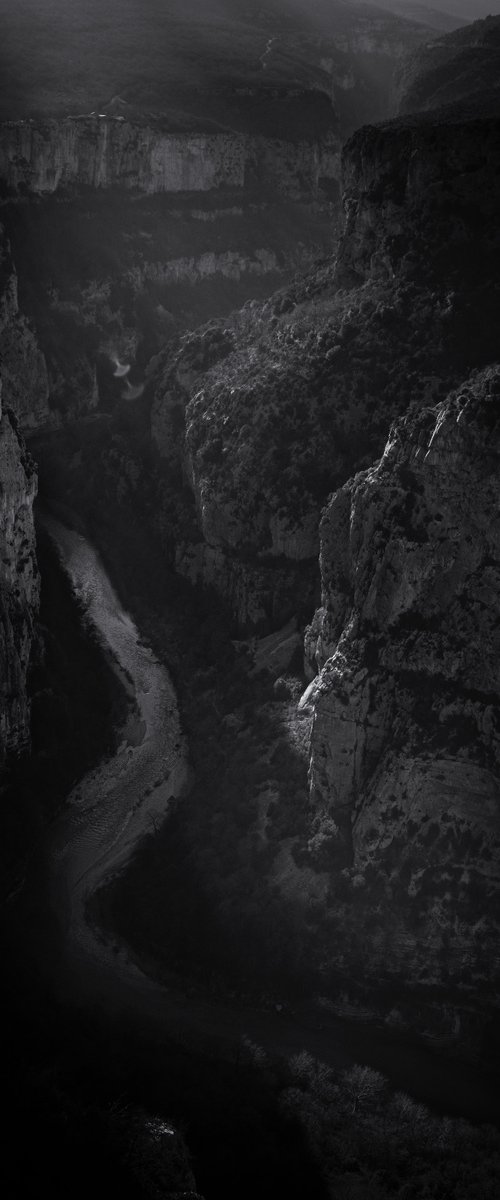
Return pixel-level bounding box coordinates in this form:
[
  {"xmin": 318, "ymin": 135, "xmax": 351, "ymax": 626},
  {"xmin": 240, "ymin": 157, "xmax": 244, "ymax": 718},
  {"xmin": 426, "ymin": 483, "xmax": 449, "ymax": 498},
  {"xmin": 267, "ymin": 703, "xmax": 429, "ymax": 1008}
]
[
  {"xmin": 150, "ymin": 106, "xmax": 500, "ymax": 629},
  {"xmin": 0, "ymin": 396, "xmax": 39, "ymax": 760},
  {"xmin": 0, "ymin": 114, "xmax": 340, "ymax": 202},
  {"xmin": 0, "ymin": 225, "xmax": 50, "ymax": 427},
  {"xmin": 0, "ymin": 223, "xmax": 41, "ymax": 759},
  {"xmin": 305, "ymin": 368, "xmax": 500, "ymax": 1019},
  {"xmin": 0, "ymin": 118, "xmax": 247, "ymax": 197}
]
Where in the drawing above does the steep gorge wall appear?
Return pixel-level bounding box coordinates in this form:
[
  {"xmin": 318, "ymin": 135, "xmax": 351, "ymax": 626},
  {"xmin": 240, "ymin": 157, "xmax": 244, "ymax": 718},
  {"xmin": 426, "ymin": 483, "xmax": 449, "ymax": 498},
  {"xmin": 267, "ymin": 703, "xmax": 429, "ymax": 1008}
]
[
  {"xmin": 0, "ymin": 119, "xmax": 246, "ymax": 196},
  {"xmin": 0, "ymin": 116, "xmax": 341, "ymax": 202},
  {"xmin": 305, "ymin": 369, "xmax": 500, "ymax": 1014},
  {"xmin": 0, "ymin": 397, "xmax": 39, "ymax": 760},
  {"xmin": 0, "ymin": 227, "xmax": 42, "ymax": 759},
  {"xmin": 0, "ymin": 225, "xmax": 50, "ymax": 427}
]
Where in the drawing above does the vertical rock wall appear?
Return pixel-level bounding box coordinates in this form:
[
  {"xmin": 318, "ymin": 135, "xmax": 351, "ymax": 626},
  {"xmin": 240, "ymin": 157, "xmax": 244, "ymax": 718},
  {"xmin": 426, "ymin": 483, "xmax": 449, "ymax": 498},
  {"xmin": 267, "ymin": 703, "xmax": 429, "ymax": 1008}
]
[
  {"xmin": 0, "ymin": 395, "xmax": 39, "ymax": 760},
  {"xmin": 306, "ymin": 369, "xmax": 500, "ymax": 995},
  {"xmin": 0, "ymin": 226, "xmax": 50, "ymax": 427},
  {"xmin": 0, "ymin": 119, "xmax": 247, "ymax": 195}
]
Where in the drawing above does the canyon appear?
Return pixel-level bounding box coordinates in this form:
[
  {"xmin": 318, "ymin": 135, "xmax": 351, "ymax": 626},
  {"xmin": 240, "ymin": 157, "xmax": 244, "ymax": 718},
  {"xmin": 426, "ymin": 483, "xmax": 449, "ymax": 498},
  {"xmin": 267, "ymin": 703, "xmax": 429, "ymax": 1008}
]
[
  {"xmin": 0, "ymin": 94, "xmax": 341, "ymax": 423},
  {"xmin": 21, "ymin": 74, "xmax": 499, "ymax": 1055},
  {"xmin": 1, "ymin": 4, "xmax": 500, "ymax": 1195},
  {"xmin": 0, "ymin": 0, "xmax": 438, "ymax": 429}
]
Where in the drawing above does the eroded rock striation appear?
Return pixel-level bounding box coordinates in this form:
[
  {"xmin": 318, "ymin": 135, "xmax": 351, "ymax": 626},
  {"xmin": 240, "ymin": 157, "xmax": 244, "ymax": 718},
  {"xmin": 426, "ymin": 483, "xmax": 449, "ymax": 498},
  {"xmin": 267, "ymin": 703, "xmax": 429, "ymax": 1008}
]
[{"xmin": 306, "ymin": 368, "xmax": 500, "ymax": 1009}]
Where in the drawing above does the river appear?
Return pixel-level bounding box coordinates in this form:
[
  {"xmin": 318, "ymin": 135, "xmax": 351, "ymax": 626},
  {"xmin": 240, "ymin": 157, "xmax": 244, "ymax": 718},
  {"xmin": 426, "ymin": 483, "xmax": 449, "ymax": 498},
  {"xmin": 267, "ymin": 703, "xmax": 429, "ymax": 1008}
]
[{"xmin": 40, "ymin": 514, "xmax": 498, "ymax": 1126}]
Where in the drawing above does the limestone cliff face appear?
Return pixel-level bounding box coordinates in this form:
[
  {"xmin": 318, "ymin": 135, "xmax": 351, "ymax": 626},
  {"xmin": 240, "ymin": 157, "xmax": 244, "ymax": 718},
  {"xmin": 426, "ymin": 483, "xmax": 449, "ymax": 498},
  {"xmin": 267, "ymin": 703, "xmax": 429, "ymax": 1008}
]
[
  {"xmin": 0, "ymin": 119, "xmax": 246, "ymax": 196},
  {"xmin": 0, "ymin": 117, "xmax": 340, "ymax": 204},
  {"xmin": 306, "ymin": 368, "xmax": 500, "ymax": 1002},
  {"xmin": 0, "ymin": 395, "xmax": 39, "ymax": 760},
  {"xmin": 0, "ymin": 226, "xmax": 50, "ymax": 427}
]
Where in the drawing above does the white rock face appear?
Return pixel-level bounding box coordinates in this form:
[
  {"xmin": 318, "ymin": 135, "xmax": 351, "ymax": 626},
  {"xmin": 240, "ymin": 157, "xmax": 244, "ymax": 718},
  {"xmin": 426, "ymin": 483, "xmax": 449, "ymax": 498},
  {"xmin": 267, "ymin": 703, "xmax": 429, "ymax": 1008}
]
[
  {"xmin": 0, "ymin": 117, "xmax": 342, "ymax": 203},
  {"xmin": 128, "ymin": 248, "xmax": 281, "ymax": 289},
  {"xmin": 0, "ymin": 119, "xmax": 246, "ymax": 195}
]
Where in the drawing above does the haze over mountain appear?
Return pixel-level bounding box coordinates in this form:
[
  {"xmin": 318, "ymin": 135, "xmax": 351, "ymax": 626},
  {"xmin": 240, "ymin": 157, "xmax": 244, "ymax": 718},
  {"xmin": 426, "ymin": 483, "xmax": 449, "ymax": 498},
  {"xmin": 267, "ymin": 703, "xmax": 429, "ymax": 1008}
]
[
  {"xmin": 398, "ymin": 11, "xmax": 500, "ymax": 111},
  {"xmin": 0, "ymin": 0, "xmax": 434, "ymax": 122}
]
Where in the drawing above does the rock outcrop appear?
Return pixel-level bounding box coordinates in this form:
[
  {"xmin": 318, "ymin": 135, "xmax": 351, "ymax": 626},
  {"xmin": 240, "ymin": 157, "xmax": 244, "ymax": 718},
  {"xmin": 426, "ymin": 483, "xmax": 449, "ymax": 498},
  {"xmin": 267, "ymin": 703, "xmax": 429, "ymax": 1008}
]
[
  {"xmin": 305, "ymin": 368, "xmax": 500, "ymax": 1009},
  {"xmin": 0, "ymin": 397, "xmax": 39, "ymax": 760}
]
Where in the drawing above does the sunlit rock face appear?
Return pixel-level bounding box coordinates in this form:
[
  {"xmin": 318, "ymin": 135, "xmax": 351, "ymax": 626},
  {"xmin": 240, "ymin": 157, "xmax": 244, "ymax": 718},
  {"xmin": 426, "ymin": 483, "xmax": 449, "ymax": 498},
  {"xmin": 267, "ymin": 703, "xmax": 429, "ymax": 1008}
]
[
  {"xmin": 0, "ymin": 393, "xmax": 39, "ymax": 760},
  {"xmin": 0, "ymin": 226, "xmax": 49, "ymax": 427},
  {"xmin": 307, "ymin": 368, "xmax": 500, "ymax": 999}
]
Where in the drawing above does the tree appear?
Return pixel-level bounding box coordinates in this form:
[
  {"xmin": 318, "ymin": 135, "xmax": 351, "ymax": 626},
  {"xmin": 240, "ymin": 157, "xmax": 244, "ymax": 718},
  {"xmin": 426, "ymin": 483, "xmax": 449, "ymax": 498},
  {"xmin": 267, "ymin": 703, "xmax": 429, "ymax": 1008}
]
[{"xmin": 341, "ymin": 1065, "xmax": 386, "ymax": 1114}]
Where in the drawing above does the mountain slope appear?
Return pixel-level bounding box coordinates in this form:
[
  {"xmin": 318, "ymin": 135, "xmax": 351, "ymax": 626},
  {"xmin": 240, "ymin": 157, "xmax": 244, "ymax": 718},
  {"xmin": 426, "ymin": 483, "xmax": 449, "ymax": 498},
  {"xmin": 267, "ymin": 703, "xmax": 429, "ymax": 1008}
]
[{"xmin": 398, "ymin": 13, "xmax": 500, "ymax": 113}]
